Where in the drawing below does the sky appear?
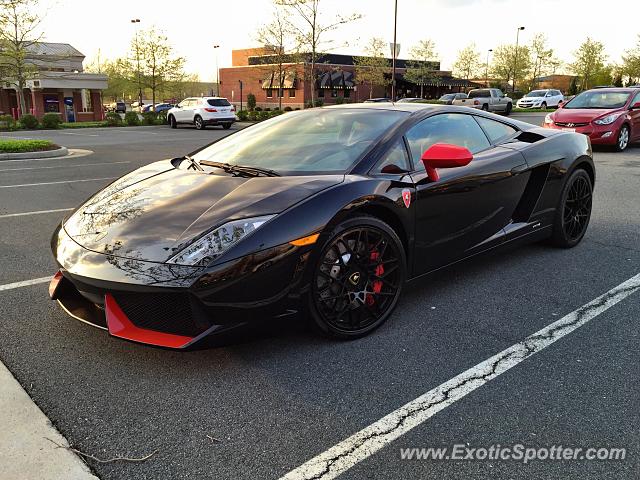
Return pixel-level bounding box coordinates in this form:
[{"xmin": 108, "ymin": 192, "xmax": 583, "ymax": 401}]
[{"xmin": 37, "ymin": 0, "xmax": 640, "ymax": 82}]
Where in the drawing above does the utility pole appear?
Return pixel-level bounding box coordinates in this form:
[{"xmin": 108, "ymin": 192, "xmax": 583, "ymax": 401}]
[
  {"xmin": 391, "ymin": 0, "xmax": 398, "ymax": 102},
  {"xmin": 213, "ymin": 44, "xmax": 220, "ymax": 96},
  {"xmin": 513, "ymin": 26, "xmax": 525, "ymax": 94},
  {"xmin": 239, "ymin": 80, "xmax": 243, "ymax": 112},
  {"xmin": 131, "ymin": 19, "xmax": 142, "ymax": 108},
  {"xmin": 485, "ymin": 49, "xmax": 492, "ymax": 87}
]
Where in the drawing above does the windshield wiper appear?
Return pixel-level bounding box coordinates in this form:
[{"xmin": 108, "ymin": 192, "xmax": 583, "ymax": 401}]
[
  {"xmin": 182, "ymin": 155, "xmax": 203, "ymax": 172},
  {"xmin": 199, "ymin": 160, "xmax": 280, "ymax": 177}
]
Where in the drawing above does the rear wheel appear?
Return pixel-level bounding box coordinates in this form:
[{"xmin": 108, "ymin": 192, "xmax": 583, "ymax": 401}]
[
  {"xmin": 481, "ymin": 104, "xmax": 489, "ymax": 111},
  {"xmin": 308, "ymin": 216, "xmax": 406, "ymax": 339},
  {"xmin": 541, "ymin": 102, "xmax": 547, "ymax": 111},
  {"xmin": 549, "ymin": 169, "xmax": 593, "ymax": 248},
  {"xmin": 615, "ymin": 125, "xmax": 630, "ymax": 152},
  {"xmin": 194, "ymin": 115, "xmax": 205, "ymax": 130},
  {"xmin": 222, "ymin": 123, "xmax": 232, "ymax": 130}
]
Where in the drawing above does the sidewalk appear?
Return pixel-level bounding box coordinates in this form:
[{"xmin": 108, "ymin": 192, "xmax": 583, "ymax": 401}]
[{"xmin": 0, "ymin": 361, "xmax": 98, "ymax": 480}]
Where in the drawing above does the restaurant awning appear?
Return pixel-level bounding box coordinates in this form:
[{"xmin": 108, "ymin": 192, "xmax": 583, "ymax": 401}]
[
  {"xmin": 317, "ymin": 70, "xmax": 355, "ymax": 90},
  {"xmin": 261, "ymin": 72, "xmax": 297, "ymax": 89}
]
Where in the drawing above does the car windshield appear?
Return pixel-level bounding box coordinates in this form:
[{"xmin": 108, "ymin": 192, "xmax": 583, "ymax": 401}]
[
  {"xmin": 192, "ymin": 108, "xmax": 407, "ymax": 174},
  {"xmin": 439, "ymin": 94, "xmax": 455, "ymax": 100},
  {"xmin": 525, "ymin": 90, "xmax": 546, "ymax": 97},
  {"xmin": 564, "ymin": 91, "xmax": 630, "ymax": 109},
  {"xmin": 207, "ymin": 98, "xmax": 231, "ymax": 107}
]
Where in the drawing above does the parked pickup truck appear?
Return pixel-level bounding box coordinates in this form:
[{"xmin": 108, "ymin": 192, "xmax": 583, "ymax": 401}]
[{"xmin": 452, "ymin": 88, "xmax": 513, "ymax": 115}]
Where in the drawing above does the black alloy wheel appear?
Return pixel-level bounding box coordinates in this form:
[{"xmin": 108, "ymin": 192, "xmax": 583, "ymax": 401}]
[
  {"xmin": 550, "ymin": 169, "xmax": 593, "ymax": 248},
  {"xmin": 308, "ymin": 216, "xmax": 406, "ymax": 339}
]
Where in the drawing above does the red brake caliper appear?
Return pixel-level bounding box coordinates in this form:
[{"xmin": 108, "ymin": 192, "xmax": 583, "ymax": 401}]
[{"xmin": 366, "ymin": 249, "xmax": 384, "ymax": 306}]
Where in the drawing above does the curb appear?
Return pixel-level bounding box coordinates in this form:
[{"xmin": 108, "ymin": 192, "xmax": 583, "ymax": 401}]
[{"xmin": 0, "ymin": 147, "xmax": 69, "ymax": 161}]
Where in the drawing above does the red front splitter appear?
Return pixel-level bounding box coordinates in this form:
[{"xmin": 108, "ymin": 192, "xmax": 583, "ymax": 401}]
[{"xmin": 104, "ymin": 293, "xmax": 194, "ymax": 349}]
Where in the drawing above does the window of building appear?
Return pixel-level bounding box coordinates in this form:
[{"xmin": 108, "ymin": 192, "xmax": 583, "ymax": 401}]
[
  {"xmin": 344, "ymin": 90, "xmax": 351, "ymax": 98},
  {"xmin": 43, "ymin": 94, "xmax": 60, "ymax": 113},
  {"xmin": 266, "ymin": 89, "xmax": 273, "ymax": 98},
  {"xmin": 289, "ymin": 89, "xmax": 296, "ymax": 98},
  {"xmin": 318, "ymin": 89, "xmax": 325, "ymax": 98},
  {"xmin": 405, "ymin": 113, "xmax": 491, "ymax": 171},
  {"xmin": 331, "ymin": 90, "xmax": 338, "ymax": 98}
]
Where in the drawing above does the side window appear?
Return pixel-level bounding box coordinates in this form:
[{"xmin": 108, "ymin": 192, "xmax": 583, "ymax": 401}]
[
  {"xmin": 374, "ymin": 140, "xmax": 410, "ymax": 174},
  {"xmin": 631, "ymin": 92, "xmax": 640, "ymax": 106},
  {"xmin": 406, "ymin": 114, "xmax": 491, "ymax": 171},
  {"xmin": 475, "ymin": 116, "xmax": 517, "ymax": 144}
]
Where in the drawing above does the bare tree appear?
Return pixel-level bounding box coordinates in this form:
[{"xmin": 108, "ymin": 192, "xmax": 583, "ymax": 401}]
[
  {"xmin": 256, "ymin": 7, "xmax": 300, "ymax": 109},
  {"xmin": 354, "ymin": 37, "xmax": 390, "ymax": 99},
  {"xmin": 403, "ymin": 39, "xmax": 438, "ymax": 98},
  {"xmin": 0, "ymin": 0, "xmax": 42, "ymax": 115},
  {"xmin": 134, "ymin": 27, "xmax": 186, "ymax": 109},
  {"xmin": 276, "ymin": 0, "xmax": 361, "ymax": 106}
]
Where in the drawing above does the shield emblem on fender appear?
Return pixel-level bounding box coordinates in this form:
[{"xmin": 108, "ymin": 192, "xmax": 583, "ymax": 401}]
[{"xmin": 402, "ymin": 189, "xmax": 411, "ymax": 208}]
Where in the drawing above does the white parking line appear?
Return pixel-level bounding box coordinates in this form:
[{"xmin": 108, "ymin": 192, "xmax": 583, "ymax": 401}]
[
  {"xmin": 280, "ymin": 273, "xmax": 640, "ymax": 480},
  {"xmin": 59, "ymin": 131, "xmax": 100, "ymax": 137},
  {"xmin": 0, "ymin": 208, "xmax": 73, "ymax": 219},
  {"xmin": 0, "ymin": 160, "xmax": 130, "ymax": 172},
  {"xmin": 0, "ymin": 177, "xmax": 116, "ymax": 189},
  {"xmin": 0, "ymin": 277, "xmax": 50, "ymax": 292}
]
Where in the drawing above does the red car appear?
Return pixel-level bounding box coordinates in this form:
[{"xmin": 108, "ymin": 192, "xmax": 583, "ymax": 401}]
[{"xmin": 543, "ymin": 87, "xmax": 640, "ymax": 151}]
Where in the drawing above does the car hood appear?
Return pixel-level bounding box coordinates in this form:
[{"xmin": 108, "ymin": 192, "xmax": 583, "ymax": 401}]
[
  {"xmin": 552, "ymin": 107, "xmax": 621, "ymax": 122},
  {"xmin": 63, "ymin": 160, "xmax": 343, "ymax": 262}
]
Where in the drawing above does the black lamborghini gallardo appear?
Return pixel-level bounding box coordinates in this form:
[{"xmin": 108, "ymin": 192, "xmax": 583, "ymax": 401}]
[{"xmin": 50, "ymin": 104, "xmax": 594, "ymax": 348}]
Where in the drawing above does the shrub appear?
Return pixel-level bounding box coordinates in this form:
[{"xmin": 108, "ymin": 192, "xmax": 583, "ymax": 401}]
[
  {"xmin": 313, "ymin": 99, "xmax": 324, "ymax": 107},
  {"xmin": 0, "ymin": 139, "xmax": 57, "ymax": 153},
  {"xmin": 334, "ymin": 97, "xmax": 345, "ymax": 105},
  {"xmin": 255, "ymin": 106, "xmax": 262, "ymax": 112},
  {"xmin": 141, "ymin": 111, "xmax": 159, "ymax": 125},
  {"xmin": 283, "ymin": 106, "xmax": 292, "ymax": 111},
  {"xmin": 124, "ymin": 111, "xmax": 140, "ymax": 126},
  {"xmin": 41, "ymin": 112, "xmax": 62, "ymax": 129},
  {"xmin": 19, "ymin": 114, "xmax": 38, "ymax": 129},
  {"xmin": 105, "ymin": 112, "xmax": 123, "ymax": 126},
  {"xmin": 247, "ymin": 93, "xmax": 256, "ymax": 112},
  {"xmin": 236, "ymin": 110, "xmax": 248, "ymax": 121},
  {"xmin": 247, "ymin": 111, "xmax": 258, "ymax": 121},
  {"xmin": 0, "ymin": 114, "xmax": 16, "ymax": 131},
  {"xmin": 272, "ymin": 109, "xmax": 284, "ymax": 116},
  {"xmin": 264, "ymin": 107, "xmax": 271, "ymax": 111},
  {"xmin": 305, "ymin": 102, "xmax": 314, "ymax": 109}
]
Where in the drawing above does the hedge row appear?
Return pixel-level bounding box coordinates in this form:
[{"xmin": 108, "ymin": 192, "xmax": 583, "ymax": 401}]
[{"xmin": 0, "ymin": 113, "xmax": 63, "ymax": 131}]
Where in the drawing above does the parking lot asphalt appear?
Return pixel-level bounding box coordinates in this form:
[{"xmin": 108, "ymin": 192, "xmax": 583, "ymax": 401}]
[{"xmin": 0, "ymin": 115, "xmax": 639, "ymax": 480}]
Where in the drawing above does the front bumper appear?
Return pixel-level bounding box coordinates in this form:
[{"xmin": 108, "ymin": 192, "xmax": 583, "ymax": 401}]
[
  {"xmin": 543, "ymin": 122, "xmax": 619, "ymax": 145},
  {"xmin": 51, "ymin": 224, "xmax": 312, "ymax": 348}
]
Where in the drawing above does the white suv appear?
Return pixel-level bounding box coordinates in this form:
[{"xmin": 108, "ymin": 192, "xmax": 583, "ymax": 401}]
[
  {"xmin": 516, "ymin": 89, "xmax": 564, "ymax": 109},
  {"xmin": 167, "ymin": 97, "xmax": 236, "ymax": 130}
]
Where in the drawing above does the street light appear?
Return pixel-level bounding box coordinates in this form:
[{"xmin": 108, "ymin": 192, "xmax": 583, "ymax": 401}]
[
  {"xmin": 513, "ymin": 26, "xmax": 525, "ymax": 94},
  {"xmin": 130, "ymin": 18, "xmax": 142, "ymax": 108},
  {"xmin": 213, "ymin": 44, "xmax": 220, "ymax": 96},
  {"xmin": 485, "ymin": 49, "xmax": 493, "ymax": 87}
]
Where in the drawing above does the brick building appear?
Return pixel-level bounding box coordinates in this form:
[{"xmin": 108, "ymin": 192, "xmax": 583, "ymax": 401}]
[
  {"xmin": 0, "ymin": 42, "xmax": 107, "ymax": 122},
  {"xmin": 219, "ymin": 48, "xmax": 480, "ymax": 110}
]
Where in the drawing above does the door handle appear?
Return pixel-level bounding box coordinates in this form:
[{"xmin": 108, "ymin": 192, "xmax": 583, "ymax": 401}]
[{"xmin": 510, "ymin": 164, "xmax": 529, "ymax": 174}]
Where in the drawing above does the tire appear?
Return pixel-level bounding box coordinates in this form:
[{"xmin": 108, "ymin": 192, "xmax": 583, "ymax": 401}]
[
  {"xmin": 307, "ymin": 216, "xmax": 406, "ymax": 339},
  {"xmin": 222, "ymin": 123, "xmax": 232, "ymax": 130},
  {"xmin": 541, "ymin": 102, "xmax": 547, "ymax": 111},
  {"xmin": 481, "ymin": 104, "xmax": 489, "ymax": 111},
  {"xmin": 194, "ymin": 115, "xmax": 205, "ymax": 130},
  {"xmin": 504, "ymin": 102, "xmax": 512, "ymax": 116},
  {"xmin": 614, "ymin": 125, "xmax": 630, "ymax": 152},
  {"xmin": 168, "ymin": 115, "xmax": 177, "ymax": 129},
  {"xmin": 549, "ymin": 169, "xmax": 593, "ymax": 248}
]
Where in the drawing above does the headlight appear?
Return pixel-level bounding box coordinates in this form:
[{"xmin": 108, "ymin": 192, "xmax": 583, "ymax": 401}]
[
  {"xmin": 593, "ymin": 113, "xmax": 621, "ymax": 125},
  {"xmin": 544, "ymin": 113, "xmax": 554, "ymax": 124},
  {"xmin": 167, "ymin": 215, "xmax": 275, "ymax": 266}
]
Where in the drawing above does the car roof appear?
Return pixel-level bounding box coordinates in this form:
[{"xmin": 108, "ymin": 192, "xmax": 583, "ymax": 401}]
[{"xmin": 584, "ymin": 87, "xmax": 639, "ymax": 93}]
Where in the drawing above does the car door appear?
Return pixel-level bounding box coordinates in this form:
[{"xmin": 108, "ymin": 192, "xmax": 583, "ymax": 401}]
[
  {"xmin": 174, "ymin": 99, "xmax": 189, "ymax": 122},
  {"xmin": 629, "ymin": 91, "xmax": 640, "ymax": 141},
  {"xmin": 407, "ymin": 113, "xmax": 529, "ymax": 275},
  {"xmin": 490, "ymin": 89, "xmax": 503, "ymax": 111}
]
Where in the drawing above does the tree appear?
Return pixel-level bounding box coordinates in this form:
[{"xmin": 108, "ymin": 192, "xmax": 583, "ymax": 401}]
[
  {"xmin": 354, "ymin": 37, "xmax": 390, "ymax": 99},
  {"xmin": 256, "ymin": 7, "xmax": 300, "ymax": 109},
  {"xmin": 0, "ymin": 0, "xmax": 42, "ymax": 115},
  {"xmin": 621, "ymin": 35, "xmax": 640, "ymax": 84},
  {"xmin": 567, "ymin": 76, "xmax": 579, "ymax": 96},
  {"xmin": 570, "ymin": 38, "xmax": 607, "ymax": 91},
  {"xmin": 134, "ymin": 27, "xmax": 186, "ymax": 109},
  {"xmin": 276, "ymin": 0, "xmax": 361, "ymax": 107},
  {"xmin": 403, "ymin": 39, "xmax": 437, "ymax": 98},
  {"xmin": 452, "ymin": 44, "xmax": 480, "ymax": 90},
  {"xmin": 87, "ymin": 58, "xmax": 137, "ymax": 102},
  {"xmin": 490, "ymin": 44, "xmax": 531, "ymax": 92},
  {"xmin": 528, "ymin": 33, "xmax": 553, "ymax": 91}
]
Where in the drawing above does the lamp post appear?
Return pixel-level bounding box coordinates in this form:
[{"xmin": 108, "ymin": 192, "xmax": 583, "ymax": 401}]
[
  {"xmin": 130, "ymin": 19, "xmax": 142, "ymax": 108},
  {"xmin": 213, "ymin": 44, "xmax": 220, "ymax": 96},
  {"xmin": 513, "ymin": 26, "xmax": 525, "ymax": 94},
  {"xmin": 238, "ymin": 80, "xmax": 243, "ymax": 112},
  {"xmin": 391, "ymin": 0, "xmax": 398, "ymax": 102},
  {"xmin": 485, "ymin": 49, "xmax": 493, "ymax": 87}
]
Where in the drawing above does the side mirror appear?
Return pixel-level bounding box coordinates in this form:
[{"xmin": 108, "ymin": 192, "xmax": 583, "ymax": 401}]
[
  {"xmin": 630, "ymin": 102, "xmax": 640, "ymax": 110},
  {"xmin": 421, "ymin": 143, "xmax": 473, "ymax": 182},
  {"xmin": 557, "ymin": 100, "xmax": 564, "ymax": 109}
]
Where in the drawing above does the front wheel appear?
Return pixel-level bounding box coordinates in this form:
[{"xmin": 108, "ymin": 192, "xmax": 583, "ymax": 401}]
[
  {"xmin": 504, "ymin": 102, "xmax": 512, "ymax": 116},
  {"xmin": 168, "ymin": 115, "xmax": 177, "ymax": 129},
  {"xmin": 615, "ymin": 125, "xmax": 630, "ymax": 152},
  {"xmin": 549, "ymin": 169, "xmax": 593, "ymax": 248},
  {"xmin": 307, "ymin": 216, "xmax": 406, "ymax": 339}
]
